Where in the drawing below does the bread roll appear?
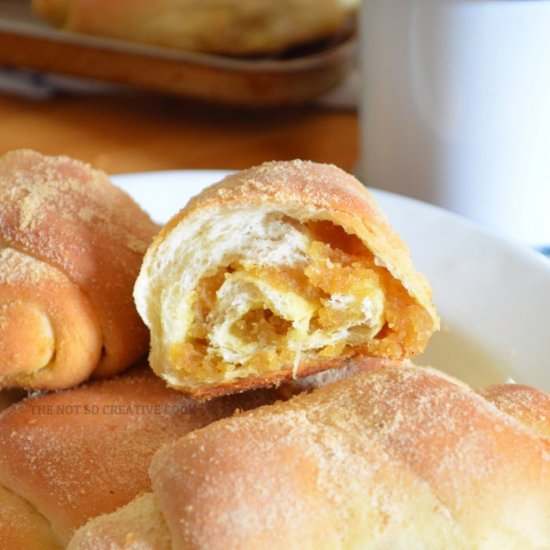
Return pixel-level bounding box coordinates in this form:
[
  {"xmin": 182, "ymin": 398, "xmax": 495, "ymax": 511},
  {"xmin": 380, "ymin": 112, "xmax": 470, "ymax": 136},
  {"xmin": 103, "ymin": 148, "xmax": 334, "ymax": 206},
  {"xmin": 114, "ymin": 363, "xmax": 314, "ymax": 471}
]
[
  {"xmin": 0, "ymin": 149, "xmax": 159, "ymax": 390},
  {"xmin": 0, "ymin": 364, "xmax": 286, "ymax": 545},
  {"xmin": 0, "ymin": 484, "xmax": 61, "ymax": 550},
  {"xmin": 134, "ymin": 160, "xmax": 439, "ymax": 398},
  {"xmin": 32, "ymin": 0, "xmax": 358, "ymax": 56},
  {"xmin": 477, "ymin": 382, "xmax": 550, "ymax": 440},
  {"xmin": 69, "ymin": 361, "xmax": 550, "ymax": 548},
  {"xmin": 67, "ymin": 493, "xmax": 170, "ymax": 550}
]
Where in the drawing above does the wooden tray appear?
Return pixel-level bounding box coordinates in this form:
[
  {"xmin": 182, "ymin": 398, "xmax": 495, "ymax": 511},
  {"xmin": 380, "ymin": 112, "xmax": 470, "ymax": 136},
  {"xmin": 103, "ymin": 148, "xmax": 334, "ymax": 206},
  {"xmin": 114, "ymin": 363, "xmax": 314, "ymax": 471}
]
[{"xmin": 0, "ymin": 0, "xmax": 356, "ymax": 106}]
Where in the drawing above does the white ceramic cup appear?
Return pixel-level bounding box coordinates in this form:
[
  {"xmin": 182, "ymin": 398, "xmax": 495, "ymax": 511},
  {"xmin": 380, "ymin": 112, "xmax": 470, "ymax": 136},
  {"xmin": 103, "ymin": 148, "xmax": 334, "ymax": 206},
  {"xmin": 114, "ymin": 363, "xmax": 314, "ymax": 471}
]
[{"xmin": 359, "ymin": 0, "xmax": 550, "ymax": 247}]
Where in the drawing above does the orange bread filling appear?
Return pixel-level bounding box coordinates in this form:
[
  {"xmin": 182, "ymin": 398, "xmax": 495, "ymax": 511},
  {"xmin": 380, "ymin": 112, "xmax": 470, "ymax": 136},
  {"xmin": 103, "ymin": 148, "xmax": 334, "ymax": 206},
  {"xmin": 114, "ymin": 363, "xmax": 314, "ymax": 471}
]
[{"xmin": 168, "ymin": 221, "xmax": 432, "ymax": 381}]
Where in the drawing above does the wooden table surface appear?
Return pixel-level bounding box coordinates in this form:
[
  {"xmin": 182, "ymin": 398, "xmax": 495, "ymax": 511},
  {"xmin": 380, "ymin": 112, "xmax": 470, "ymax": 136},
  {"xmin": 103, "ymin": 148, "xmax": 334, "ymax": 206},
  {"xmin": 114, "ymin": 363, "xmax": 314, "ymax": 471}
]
[{"xmin": 0, "ymin": 89, "xmax": 359, "ymax": 176}]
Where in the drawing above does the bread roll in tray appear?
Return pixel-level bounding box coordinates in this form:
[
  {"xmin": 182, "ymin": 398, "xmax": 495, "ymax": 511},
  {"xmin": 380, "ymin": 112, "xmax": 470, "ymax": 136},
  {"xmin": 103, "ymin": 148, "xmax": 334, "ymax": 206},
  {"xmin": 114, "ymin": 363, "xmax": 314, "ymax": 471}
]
[
  {"xmin": 32, "ymin": 0, "xmax": 359, "ymax": 56},
  {"xmin": 134, "ymin": 160, "xmax": 439, "ymax": 398}
]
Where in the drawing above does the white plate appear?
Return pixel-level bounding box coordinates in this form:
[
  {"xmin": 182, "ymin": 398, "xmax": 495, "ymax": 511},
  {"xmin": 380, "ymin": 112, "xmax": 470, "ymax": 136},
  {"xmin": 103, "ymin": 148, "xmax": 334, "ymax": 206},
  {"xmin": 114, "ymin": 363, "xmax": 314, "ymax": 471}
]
[{"xmin": 113, "ymin": 170, "xmax": 550, "ymax": 391}]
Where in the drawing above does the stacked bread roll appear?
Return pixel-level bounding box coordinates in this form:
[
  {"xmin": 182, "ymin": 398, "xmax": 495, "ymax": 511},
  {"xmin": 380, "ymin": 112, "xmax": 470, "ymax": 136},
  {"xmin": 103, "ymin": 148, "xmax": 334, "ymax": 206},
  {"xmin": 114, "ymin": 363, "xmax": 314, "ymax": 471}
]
[
  {"xmin": 0, "ymin": 150, "xmax": 158, "ymax": 390},
  {"xmin": 0, "ymin": 364, "xmax": 292, "ymax": 547},
  {"xmin": 0, "ymin": 155, "xmax": 548, "ymax": 548},
  {"xmin": 68, "ymin": 360, "xmax": 550, "ymax": 549}
]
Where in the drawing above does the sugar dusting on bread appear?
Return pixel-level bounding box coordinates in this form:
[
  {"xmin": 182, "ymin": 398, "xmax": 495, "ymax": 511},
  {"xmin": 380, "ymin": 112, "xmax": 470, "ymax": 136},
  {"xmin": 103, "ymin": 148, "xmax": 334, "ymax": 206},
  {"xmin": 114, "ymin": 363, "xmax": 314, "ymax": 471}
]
[
  {"xmin": 478, "ymin": 383, "xmax": 550, "ymax": 440},
  {"xmin": 0, "ymin": 150, "xmax": 160, "ymax": 384},
  {"xmin": 150, "ymin": 362, "xmax": 550, "ymax": 548},
  {"xmin": 1, "ymin": 150, "xmax": 155, "ymax": 257},
  {"xmin": 0, "ymin": 247, "xmax": 65, "ymax": 286},
  {"xmin": 0, "ymin": 368, "xmax": 196, "ymax": 540}
]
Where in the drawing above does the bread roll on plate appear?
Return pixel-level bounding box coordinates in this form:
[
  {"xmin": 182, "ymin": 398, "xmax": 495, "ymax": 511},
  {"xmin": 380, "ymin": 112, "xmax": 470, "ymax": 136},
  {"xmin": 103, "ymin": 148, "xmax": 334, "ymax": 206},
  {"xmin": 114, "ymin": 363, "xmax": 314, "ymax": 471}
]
[
  {"xmin": 0, "ymin": 150, "xmax": 159, "ymax": 390},
  {"xmin": 32, "ymin": 0, "xmax": 359, "ymax": 56},
  {"xmin": 0, "ymin": 364, "xmax": 289, "ymax": 546},
  {"xmin": 134, "ymin": 160, "xmax": 439, "ymax": 398},
  {"xmin": 69, "ymin": 360, "xmax": 550, "ymax": 549}
]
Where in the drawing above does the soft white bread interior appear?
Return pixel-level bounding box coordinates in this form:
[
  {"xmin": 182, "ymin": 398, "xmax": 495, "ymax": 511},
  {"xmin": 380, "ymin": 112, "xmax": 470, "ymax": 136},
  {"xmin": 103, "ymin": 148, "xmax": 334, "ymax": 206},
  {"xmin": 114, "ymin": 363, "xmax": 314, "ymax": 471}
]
[
  {"xmin": 70, "ymin": 360, "xmax": 550, "ymax": 549},
  {"xmin": 67, "ymin": 358, "xmax": 397, "ymax": 550},
  {"xmin": 0, "ymin": 364, "xmax": 287, "ymax": 545},
  {"xmin": 0, "ymin": 149, "xmax": 159, "ymax": 390},
  {"xmin": 32, "ymin": 0, "xmax": 359, "ymax": 56},
  {"xmin": 134, "ymin": 160, "xmax": 439, "ymax": 398}
]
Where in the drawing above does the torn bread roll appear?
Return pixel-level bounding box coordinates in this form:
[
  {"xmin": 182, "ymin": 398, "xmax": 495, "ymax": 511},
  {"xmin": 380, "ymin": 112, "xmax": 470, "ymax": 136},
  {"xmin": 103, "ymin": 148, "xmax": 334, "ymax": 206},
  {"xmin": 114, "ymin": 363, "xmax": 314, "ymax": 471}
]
[
  {"xmin": 0, "ymin": 149, "xmax": 159, "ymax": 390},
  {"xmin": 477, "ymin": 383, "xmax": 550, "ymax": 440},
  {"xmin": 71, "ymin": 361, "xmax": 550, "ymax": 549},
  {"xmin": 32, "ymin": 0, "xmax": 358, "ymax": 56},
  {"xmin": 134, "ymin": 160, "xmax": 439, "ymax": 398},
  {"xmin": 0, "ymin": 364, "xmax": 290, "ymax": 546}
]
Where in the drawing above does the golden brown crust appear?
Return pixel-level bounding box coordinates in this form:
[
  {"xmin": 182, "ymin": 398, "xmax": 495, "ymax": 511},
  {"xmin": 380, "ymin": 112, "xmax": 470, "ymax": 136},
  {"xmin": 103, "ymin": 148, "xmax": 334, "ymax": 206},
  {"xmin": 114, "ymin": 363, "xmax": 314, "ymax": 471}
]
[
  {"xmin": 478, "ymin": 383, "xmax": 550, "ymax": 440},
  {"xmin": 66, "ymin": 359, "xmax": 394, "ymax": 549},
  {"xmin": 136, "ymin": 160, "xmax": 438, "ymax": 399},
  {"xmin": 0, "ymin": 484, "xmax": 62, "ymax": 550},
  {"xmin": 149, "ymin": 361, "xmax": 550, "ymax": 548},
  {"xmin": 0, "ymin": 247, "xmax": 103, "ymax": 388},
  {"xmin": 0, "ymin": 149, "xmax": 159, "ymax": 389},
  {"xmin": 186, "ymin": 356, "xmax": 406, "ymax": 400},
  {"xmin": 0, "ymin": 364, "xmax": 286, "ymax": 544}
]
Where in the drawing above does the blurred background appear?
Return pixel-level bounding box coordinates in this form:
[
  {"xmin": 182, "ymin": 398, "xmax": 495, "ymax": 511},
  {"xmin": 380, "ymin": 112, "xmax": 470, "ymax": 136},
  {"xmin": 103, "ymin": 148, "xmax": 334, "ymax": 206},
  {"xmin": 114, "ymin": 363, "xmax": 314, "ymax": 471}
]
[
  {"xmin": 1, "ymin": 0, "xmax": 550, "ymax": 250},
  {"xmin": 0, "ymin": 0, "xmax": 360, "ymax": 174}
]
